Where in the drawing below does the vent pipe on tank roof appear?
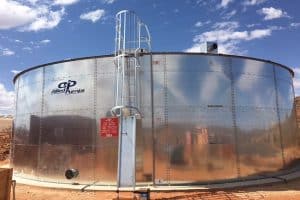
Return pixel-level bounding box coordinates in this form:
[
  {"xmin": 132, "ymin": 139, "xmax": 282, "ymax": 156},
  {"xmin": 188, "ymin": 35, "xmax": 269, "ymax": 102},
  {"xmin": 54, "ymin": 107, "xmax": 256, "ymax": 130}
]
[{"xmin": 199, "ymin": 42, "xmax": 218, "ymax": 54}]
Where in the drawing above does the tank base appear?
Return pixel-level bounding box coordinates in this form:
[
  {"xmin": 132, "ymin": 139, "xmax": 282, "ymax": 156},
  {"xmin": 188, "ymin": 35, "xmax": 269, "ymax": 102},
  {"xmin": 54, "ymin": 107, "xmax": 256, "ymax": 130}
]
[{"xmin": 13, "ymin": 168, "xmax": 300, "ymax": 191}]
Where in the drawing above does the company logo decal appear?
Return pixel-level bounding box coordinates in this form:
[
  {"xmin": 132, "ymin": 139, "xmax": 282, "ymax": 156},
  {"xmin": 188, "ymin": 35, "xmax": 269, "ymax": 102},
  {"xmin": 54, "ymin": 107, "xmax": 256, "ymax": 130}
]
[{"xmin": 51, "ymin": 80, "xmax": 85, "ymax": 95}]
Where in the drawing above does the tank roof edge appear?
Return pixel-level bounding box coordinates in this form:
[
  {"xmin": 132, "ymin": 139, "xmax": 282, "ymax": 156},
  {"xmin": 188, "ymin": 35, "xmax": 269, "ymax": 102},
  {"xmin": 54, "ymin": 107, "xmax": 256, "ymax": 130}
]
[{"xmin": 13, "ymin": 52, "xmax": 294, "ymax": 84}]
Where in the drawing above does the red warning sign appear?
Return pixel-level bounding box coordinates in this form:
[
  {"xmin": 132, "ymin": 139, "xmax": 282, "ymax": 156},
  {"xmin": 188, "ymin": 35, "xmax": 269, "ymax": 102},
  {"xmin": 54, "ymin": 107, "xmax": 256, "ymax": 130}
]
[{"xmin": 100, "ymin": 117, "xmax": 119, "ymax": 137}]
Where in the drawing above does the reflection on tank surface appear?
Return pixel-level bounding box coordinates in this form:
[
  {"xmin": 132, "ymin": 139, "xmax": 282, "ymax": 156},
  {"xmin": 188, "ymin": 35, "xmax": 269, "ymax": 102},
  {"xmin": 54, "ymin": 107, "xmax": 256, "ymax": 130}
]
[
  {"xmin": 12, "ymin": 53, "xmax": 300, "ymax": 186},
  {"xmin": 13, "ymin": 114, "xmax": 118, "ymax": 184}
]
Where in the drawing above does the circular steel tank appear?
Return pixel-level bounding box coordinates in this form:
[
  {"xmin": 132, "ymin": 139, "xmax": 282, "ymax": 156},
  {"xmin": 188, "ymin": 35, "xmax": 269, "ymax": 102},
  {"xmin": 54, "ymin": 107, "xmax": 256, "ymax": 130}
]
[{"xmin": 12, "ymin": 52, "xmax": 300, "ymax": 186}]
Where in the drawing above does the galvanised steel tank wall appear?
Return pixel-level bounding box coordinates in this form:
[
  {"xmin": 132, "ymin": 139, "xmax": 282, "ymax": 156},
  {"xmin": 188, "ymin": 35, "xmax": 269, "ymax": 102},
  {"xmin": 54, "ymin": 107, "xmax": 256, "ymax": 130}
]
[{"xmin": 12, "ymin": 53, "xmax": 300, "ymax": 186}]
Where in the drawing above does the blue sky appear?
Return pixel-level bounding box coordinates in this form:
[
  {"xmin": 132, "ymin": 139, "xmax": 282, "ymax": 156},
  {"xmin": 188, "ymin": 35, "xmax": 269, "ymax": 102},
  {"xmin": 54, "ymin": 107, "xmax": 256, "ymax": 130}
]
[{"xmin": 0, "ymin": 0, "xmax": 300, "ymax": 115}]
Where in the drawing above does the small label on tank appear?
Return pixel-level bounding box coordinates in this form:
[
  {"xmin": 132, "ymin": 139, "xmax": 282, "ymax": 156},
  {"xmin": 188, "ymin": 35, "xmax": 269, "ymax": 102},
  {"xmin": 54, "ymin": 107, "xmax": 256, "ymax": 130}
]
[{"xmin": 100, "ymin": 117, "xmax": 119, "ymax": 137}]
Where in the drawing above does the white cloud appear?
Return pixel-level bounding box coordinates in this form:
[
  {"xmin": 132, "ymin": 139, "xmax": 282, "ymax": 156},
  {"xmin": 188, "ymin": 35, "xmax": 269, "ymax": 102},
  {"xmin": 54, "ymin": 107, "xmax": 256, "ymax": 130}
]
[
  {"xmin": 15, "ymin": 39, "xmax": 22, "ymax": 43},
  {"xmin": 219, "ymin": 0, "xmax": 234, "ymax": 8},
  {"xmin": 80, "ymin": 9, "xmax": 105, "ymax": 23},
  {"xmin": 53, "ymin": 0, "xmax": 80, "ymax": 5},
  {"xmin": 192, "ymin": 28, "xmax": 271, "ymax": 43},
  {"xmin": 293, "ymin": 68, "xmax": 300, "ymax": 75},
  {"xmin": 0, "ymin": 0, "xmax": 37, "ymax": 29},
  {"xmin": 195, "ymin": 21, "xmax": 203, "ymax": 27},
  {"xmin": 193, "ymin": 30, "xmax": 241, "ymax": 43},
  {"xmin": 293, "ymin": 68, "xmax": 300, "ymax": 96},
  {"xmin": 294, "ymin": 79, "xmax": 300, "ymax": 96},
  {"xmin": 247, "ymin": 23, "xmax": 260, "ymax": 28},
  {"xmin": 102, "ymin": 0, "xmax": 116, "ymax": 4},
  {"xmin": 11, "ymin": 70, "xmax": 21, "ymax": 75},
  {"xmin": 205, "ymin": 20, "xmax": 211, "ymax": 25},
  {"xmin": 268, "ymin": 25, "xmax": 285, "ymax": 31},
  {"xmin": 173, "ymin": 9, "xmax": 179, "ymax": 13},
  {"xmin": 212, "ymin": 21, "xmax": 239, "ymax": 30},
  {"xmin": 243, "ymin": 0, "xmax": 267, "ymax": 6},
  {"xmin": 186, "ymin": 20, "xmax": 272, "ymax": 54},
  {"xmin": 0, "ymin": 0, "xmax": 72, "ymax": 31},
  {"xmin": 26, "ymin": 0, "xmax": 39, "ymax": 5},
  {"xmin": 2, "ymin": 48, "xmax": 15, "ymax": 56},
  {"xmin": 291, "ymin": 23, "xmax": 300, "ymax": 28},
  {"xmin": 0, "ymin": 83, "xmax": 15, "ymax": 115},
  {"xmin": 22, "ymin": 8, "xmax": 65, "ymax": 32},
  {"xmin": 22, "ymin": 47, "xmax": 32, "ymax": 51},
  {"xmin": 248, "ymin": 29, "xmax": 271, "ymax": 39},
  {"xmin": 196, "ymin": 0, "xmax": 208, "ymax": 6},
  {"xmin": 223, "ymin": 10, "xmax": 237, "ymax": 20},
  {"xmin": 40, "ymin": 39, "xmax": 51, "ymax": 44},
  {"xmin": 195, "ymin": 20, "xmax": 210, "ymax": 27},
  {"xmin": 186, "ymin": 40, "xmax": 241, "ymax": 54},
  {"xmin": 259, "ymin": 7, "xmax": 289, "ymax": 20},
  {"xmin": 217, "ymin": 40, "xmax": 241, "ymax": 54}
]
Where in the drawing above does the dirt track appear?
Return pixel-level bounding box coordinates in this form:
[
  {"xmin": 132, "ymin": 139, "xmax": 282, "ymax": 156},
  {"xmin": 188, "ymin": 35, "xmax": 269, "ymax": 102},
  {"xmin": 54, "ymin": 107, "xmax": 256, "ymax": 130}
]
[
  {"xmin": 0, "ymin": 118, "xmax": 12, "ymax": 161},
  {"xmin": 0, "ymin": 133, "xmax": 10, "ymax": 160}
]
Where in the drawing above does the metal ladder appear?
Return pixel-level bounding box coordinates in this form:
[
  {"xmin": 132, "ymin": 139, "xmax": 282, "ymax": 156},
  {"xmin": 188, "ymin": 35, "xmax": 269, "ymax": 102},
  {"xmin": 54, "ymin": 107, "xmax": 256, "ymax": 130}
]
[{"xmin": 111, "ymin": 10, "xmax": 151, "ymax": 191}]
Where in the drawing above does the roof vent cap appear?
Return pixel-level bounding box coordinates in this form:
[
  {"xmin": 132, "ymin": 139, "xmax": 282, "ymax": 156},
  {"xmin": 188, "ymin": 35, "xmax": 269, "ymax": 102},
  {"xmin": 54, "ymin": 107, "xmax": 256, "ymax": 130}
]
[{"xmin": 199, "ymin": 42, "xmax": 218, "ymax": 54}]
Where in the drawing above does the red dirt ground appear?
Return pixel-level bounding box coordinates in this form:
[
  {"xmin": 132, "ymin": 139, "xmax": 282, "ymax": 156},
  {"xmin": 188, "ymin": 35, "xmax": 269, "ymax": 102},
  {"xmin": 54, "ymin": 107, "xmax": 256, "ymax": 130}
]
[{"xmin": 4, "ymin": 178, "xmax": 300, "ymax": 200}]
